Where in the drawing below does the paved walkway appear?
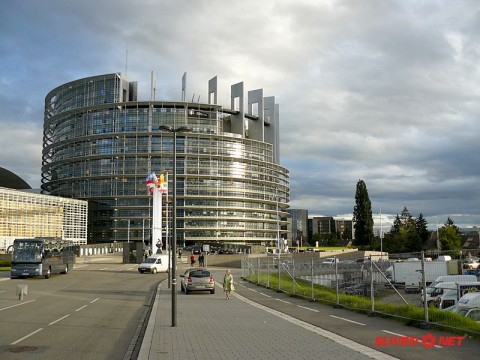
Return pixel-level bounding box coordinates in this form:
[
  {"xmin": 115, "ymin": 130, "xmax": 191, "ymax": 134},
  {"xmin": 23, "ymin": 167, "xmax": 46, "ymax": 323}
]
[{"xmin": 137, "ymin": 268, "xmax": 398, "ymax": 360}]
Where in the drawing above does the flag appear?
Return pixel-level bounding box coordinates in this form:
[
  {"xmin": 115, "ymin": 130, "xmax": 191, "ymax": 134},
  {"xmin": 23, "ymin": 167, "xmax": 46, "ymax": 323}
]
[
  {"xmin": 145, "ymin": 173, "xmax": 158, "ymax": 193},
  {"xmin": 158, "ymin": 173, "xmax": 168, "ymax": 194}
]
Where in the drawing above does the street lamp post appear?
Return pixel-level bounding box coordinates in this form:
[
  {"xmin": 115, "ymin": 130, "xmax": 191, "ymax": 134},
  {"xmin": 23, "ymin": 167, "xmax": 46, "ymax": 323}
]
[
  {"xmin": 160, "ymin": 125, "xmax": 191, "ymax": 327},
  {"xmin": 127, "ymin": 219, "xmax": 130, "ymax": 243},
  {"xmin": 379, "ymin": 209, "xmax": 383, "ymax": 261}
]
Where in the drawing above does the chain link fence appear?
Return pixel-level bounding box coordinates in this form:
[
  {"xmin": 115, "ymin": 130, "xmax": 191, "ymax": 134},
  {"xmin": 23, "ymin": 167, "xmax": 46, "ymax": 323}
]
[{"xmin": 241, "ymin": 250, "xmax": 480, "ymax": 336}]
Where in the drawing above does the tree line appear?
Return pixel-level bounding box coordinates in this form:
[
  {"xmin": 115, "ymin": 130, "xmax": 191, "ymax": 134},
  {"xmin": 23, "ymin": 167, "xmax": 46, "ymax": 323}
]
[{"xmin": 352, "ymin": 179, "xmax": 462, "ymax": 253}]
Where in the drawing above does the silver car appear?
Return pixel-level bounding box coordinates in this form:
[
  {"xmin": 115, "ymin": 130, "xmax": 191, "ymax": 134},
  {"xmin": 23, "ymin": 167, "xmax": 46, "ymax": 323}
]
[{"xmin": 180, "ymin": 268, "xmax": 215, "ymax": 294}]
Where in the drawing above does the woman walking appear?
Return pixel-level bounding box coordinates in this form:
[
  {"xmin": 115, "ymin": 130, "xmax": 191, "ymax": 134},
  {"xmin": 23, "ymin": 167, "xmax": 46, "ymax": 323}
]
[{"xmin": 223, "ymin": 269, "xmax": 235, "ymax": 300}]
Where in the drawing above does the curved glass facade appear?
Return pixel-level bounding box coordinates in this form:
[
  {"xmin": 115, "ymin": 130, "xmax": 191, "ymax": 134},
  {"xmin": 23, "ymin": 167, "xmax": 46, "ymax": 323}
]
[{"xmin": 42, "ymin": 73, "xmax": 289, "ymax": 247}]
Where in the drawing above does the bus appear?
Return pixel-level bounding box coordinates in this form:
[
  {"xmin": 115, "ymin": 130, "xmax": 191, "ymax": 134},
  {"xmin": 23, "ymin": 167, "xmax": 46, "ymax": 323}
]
[{"xmin": 9, "ymin": 238, "xmax": 75, "ymax": 279}]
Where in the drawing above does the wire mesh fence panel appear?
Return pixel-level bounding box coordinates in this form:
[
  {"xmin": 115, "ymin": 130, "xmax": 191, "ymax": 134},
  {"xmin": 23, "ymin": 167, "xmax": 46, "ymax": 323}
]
[{"xmin": 241, "ymin": 250, "xmax": 480, "ymax": 336}]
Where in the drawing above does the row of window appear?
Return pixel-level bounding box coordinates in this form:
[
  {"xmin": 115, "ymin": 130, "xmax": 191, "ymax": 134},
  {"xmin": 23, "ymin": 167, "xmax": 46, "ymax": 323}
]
[{"xmin": 47, "ymin": 76, "xmax": 120, "ymax": 116}]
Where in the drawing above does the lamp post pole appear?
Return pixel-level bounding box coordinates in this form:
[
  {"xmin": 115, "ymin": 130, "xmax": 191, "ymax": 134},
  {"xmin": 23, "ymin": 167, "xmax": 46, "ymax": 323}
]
[
  {"xmin": 127, "ymin": 219, "xmax": 130, "ymax": 243},
  {"xmin": 379, "ymin": 209, "xmax": 383, "ymax": 261},
  {"xmin": 160, "ymin": 125, "xmax": 191, "ymax": 327}
]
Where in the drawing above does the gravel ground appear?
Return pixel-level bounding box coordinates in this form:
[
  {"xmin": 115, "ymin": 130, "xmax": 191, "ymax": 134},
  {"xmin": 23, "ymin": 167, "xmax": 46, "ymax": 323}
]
[{"xmin": 379, "ymin": 288, "xmax": 423, "ymax": 307}]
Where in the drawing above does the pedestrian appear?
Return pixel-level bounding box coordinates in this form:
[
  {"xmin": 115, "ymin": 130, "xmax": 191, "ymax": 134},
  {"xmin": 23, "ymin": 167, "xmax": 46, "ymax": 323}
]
[
  {"xmin": 223, "ymin": 269, "xmax": 235, "ymax": 300},
  {"xmin": 198, "ymin": 252, "xmax": 205, "ymax": 267},
  {"xmin": 190, "ymin": 253, "xmax": 196, "ymax": 266}
]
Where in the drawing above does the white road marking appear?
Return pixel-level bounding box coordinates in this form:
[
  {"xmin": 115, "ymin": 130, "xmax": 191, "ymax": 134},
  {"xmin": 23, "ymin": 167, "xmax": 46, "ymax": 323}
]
[
  {"xmin": 90, "ymin": 298, "xmax": 100, "ymax": 303},
  {"xmin": 76, "ymin": 305, "xmax": 88, "ymax": 312},
  {"xmin": 11, "ymin": 328, "xmax": 43, "ymax": 345},
  {"xmin": 297, "ymin": 305, "xmax": 319, "ymax": 312},
  {"xmin": 0, "ymin": 299, "xmax": 36, "ymax": 311},
  {"xmin": 49, "ymin": 314, "xmax": 70, "ymax": 325},
  {"xmin": 260, "ymin": 292, "xmax": 272, "ymax": 298},
  {"xmin": 275, "ymin": 298, "xmax": 292, "ymax": 304},
  {"xmin": 329, "ymin": 315, "xmax": 366, "ymax": 326}
]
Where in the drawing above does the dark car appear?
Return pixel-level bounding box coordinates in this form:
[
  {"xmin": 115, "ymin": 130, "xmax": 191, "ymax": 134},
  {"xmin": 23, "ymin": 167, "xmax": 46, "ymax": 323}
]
[{"xmin": 180, "ymin": 268, "xmax": 215, "ymax": 294}]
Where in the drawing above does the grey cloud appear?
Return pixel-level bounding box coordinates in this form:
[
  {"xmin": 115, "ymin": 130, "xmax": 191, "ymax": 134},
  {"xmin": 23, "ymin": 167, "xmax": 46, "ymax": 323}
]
[{"xmin": 0, "ymin": 0, "xmax": 479, "ymax": 228}]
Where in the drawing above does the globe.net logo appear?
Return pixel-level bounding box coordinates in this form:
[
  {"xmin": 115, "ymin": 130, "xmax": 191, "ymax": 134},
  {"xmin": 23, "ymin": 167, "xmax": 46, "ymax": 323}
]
[{"xmin": 374, "ymin": 333, "xmax": 465, "ymax": 349}]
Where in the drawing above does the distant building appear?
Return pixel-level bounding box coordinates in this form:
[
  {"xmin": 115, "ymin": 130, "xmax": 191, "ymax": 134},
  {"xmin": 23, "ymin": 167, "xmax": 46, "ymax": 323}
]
[
  {"xmin": 286, "ymin": 209, "xmax": 308, "ymax": 247},
  {"xmin": 0, "ymin": 187, "xmax": 87, "ymax": 252},
  {"xmin": 459, "ymin": 227, "xmax": 479, "ymax": 249},
  {"xmin": 0, "ymin": 167, "xmax": 31, "ymax": 190},
  {"xmin": 309, "ymin": 216, "xmax": 352, "ymax": 246}
]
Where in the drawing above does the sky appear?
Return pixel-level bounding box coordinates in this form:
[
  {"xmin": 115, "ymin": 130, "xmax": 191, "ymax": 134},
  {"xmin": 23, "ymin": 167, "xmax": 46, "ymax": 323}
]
[{"xmin": 1, "ymin": 0, "xmax": 479, "ymax": 231}]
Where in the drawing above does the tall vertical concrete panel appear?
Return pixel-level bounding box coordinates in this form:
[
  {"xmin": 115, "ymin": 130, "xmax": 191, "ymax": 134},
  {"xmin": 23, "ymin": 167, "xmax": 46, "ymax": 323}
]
[
  {"xmin": 247, "ymin": 89, "xmax": 264, "ymax": 141},
  {"xmin": 208, "ymin": 76, "xmax": 218, "ymax": 104},
  {"xmin": 274, "ymin": 103, "xmax": 280, "ymax": 163},
  {"xmin": 264, "ymin": 96, "xmax": 280, "ymax": 164},
  {"xmin": 182, "ymin": 72, "xmax": 187, "ymax": 101},
  {"xmin": 230, "ymin": 82, "xmax": 245, "ymax": 136}
]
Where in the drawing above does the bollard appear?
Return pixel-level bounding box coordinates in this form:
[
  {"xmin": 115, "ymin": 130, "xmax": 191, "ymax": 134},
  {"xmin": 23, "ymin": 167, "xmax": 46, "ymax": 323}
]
[{"xmin": 16, "ymin": 284, "xmax": 28, "ymax": 300}]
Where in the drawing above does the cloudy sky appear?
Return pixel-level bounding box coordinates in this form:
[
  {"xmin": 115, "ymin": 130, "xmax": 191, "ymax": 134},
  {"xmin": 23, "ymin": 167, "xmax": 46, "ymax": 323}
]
[{"xmin": 1, "ymin": 0, "xmax": 479, "ymax": 230}]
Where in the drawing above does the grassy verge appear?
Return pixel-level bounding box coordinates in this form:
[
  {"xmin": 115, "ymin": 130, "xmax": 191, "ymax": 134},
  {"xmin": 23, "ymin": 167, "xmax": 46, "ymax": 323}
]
[{"xmin": 244, "ymin": 273, "xmax": 480, "ymax": 338}]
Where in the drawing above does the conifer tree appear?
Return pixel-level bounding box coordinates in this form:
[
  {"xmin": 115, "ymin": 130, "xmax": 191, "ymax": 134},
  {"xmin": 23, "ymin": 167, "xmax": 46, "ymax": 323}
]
[{"xmin": 352, "ymin": 180, "xmax": 375, "ymax": 248}]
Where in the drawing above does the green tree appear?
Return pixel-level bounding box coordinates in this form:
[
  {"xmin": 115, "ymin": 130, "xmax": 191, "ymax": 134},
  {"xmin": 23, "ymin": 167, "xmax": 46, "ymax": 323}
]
[
  {"xmin": 415, "ymin": 213, "xmax": 430, "ymax": 246},
  {"xmin": 352, "ymin": 180, "xmax": 375, "ymax": 248},
  {"xmin": 440, "ymin": 218, "xmax": 461, "ymax": 251},
  {"xmin": 444, "ymin": 217, "xmax": 459, "ymax": 232},
  {"xmin": 386, "ymin": 207, "xmax": 424, "ymax": 252}
]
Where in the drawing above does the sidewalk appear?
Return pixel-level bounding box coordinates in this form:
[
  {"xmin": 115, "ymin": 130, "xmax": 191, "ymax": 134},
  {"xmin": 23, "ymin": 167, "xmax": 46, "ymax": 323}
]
[{"xmin": 137, "ymin": 268, "xmax": 396, "ymax": 360}]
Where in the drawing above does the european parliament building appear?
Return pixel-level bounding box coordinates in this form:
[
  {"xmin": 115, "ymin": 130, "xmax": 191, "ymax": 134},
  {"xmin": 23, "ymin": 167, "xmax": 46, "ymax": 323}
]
[{"xmin": 41, "ymin": 73, "xmax": 290, "ymax": 249}]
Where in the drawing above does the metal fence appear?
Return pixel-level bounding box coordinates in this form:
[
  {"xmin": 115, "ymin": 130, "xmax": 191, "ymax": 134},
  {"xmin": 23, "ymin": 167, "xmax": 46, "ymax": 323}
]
[{"xmin": 241, "ymin": 250, "xmax": 480, "ymax": 336}]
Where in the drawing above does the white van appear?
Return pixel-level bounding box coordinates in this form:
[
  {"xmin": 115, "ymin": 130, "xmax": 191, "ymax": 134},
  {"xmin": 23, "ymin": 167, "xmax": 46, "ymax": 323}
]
[
  {"xmin": 447, "ymin": 293, "xmax": 480, "ymax": 322},
  {"xmin": 429, "ymin": 281, "xmax": 480, "ymax": 309},
  {"xmin": 321, "ymin": 257, "xmax": 340, "ymax": 266},
  {"xmin": 422, "ymin": 275, "xmax": 477, "ymax": 304},
  {"xmin": 436, "ymin": 255, "xmax": 452, "ymax": 261},
  {"xmin": 137, "ymin": 254, "xmax": 169, "ymax": 274}
]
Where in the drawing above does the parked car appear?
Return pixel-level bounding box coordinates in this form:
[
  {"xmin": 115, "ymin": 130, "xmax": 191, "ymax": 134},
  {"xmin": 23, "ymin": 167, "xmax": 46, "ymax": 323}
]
[
  {"xmin": 180, "ymin": 268, "xmax": 215, "ymax": 294},
  {"xmin": 273, "ymin": 259, "xmax": 291, "ymax": 269},
  {"xmin": 463, "ymin": 257, "xmax": 480, "ymax": 270},
  {"xmin": 321, "ymin": 257, "xmax": 340, "ymax": 266},
  {"xmin": 445, "ymin": 292, "xmax": 480, "ymax": 322},
  {"xmin": 137, "ymin": 254, "xmax": 169, "ymax": 274}
]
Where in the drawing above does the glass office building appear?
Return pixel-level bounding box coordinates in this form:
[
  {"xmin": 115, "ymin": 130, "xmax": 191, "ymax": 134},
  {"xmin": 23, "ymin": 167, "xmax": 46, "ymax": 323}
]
[
  {"xmin": 0, "ymin": 187, "xmax": 87, "ymax": 252},
  {"xmin": 42, "ymin": 73, "xmax": 289, "ymax": 248}
]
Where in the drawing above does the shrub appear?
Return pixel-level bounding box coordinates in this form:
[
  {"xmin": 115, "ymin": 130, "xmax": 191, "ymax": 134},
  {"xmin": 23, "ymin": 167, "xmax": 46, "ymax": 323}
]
[{"xmin": 0, "ymin": 259, "xmax": 12, "ymax": 268}]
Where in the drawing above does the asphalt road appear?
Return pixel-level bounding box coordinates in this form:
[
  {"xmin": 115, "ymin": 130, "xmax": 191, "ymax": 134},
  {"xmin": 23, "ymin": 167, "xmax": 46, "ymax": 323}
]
[
  {"xmin": 0, "ymin": 256, "xmax": 163, "ymax": 360},
  {"xmin": 1, "ymin": 256, "xmax": 479, "ymax": 359}
]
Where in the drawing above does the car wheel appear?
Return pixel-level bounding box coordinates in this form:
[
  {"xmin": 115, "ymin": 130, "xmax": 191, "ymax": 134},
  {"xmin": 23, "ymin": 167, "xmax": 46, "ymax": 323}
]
[
  {"xmin": 61, "ymin": 264, "xmax": 68, "ymax": 274},
  {"xmin": 152, "ymin": 268, "xmax": 157, "ymax": 274},
  {"xmin": 210, "ymin": 289, "xmax": 215, "ymax": 294}
]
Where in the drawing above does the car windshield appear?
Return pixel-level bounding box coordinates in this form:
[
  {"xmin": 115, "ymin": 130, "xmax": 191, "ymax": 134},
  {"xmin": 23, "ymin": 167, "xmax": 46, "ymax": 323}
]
[
  {"xmin": 189, "ymin": 270, "xmax": 211, "ymax": 278},
  {"xmin": 144, "ymin": 258, "xmax": 157, "ymax": 264}
]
